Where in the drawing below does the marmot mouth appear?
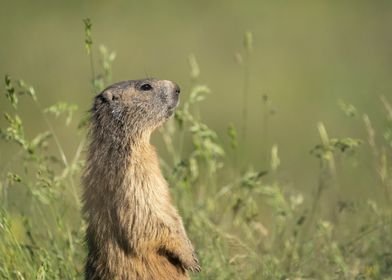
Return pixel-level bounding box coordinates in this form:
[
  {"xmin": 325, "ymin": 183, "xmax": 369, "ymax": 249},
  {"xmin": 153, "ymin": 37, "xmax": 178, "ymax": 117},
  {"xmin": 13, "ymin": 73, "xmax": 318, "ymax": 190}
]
[
  {"xmin": 166, "ymin": 101, "xmax": 179, "ymax": 117},
  {"xmin": 167, "ymin": 106, "xmax": 177, "ymax": 115},
  {"xmin": 169, "ymin": 98, "xmax": 179, "ymax": 110}
]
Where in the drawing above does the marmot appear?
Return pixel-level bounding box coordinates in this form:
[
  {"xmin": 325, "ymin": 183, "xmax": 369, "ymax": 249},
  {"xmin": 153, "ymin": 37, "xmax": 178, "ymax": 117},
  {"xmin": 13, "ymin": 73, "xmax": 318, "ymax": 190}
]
[{"xmin": 82, "ymin": 79, "xmax": 200, "ymax": 280}]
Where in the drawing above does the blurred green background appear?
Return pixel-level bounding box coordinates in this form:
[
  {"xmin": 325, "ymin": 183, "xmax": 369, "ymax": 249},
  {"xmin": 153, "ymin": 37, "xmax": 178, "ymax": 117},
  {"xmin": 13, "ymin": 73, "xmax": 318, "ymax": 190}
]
[
  {"xmin": 1, "ymin": 0, "xmax": 392, "ymax": 195},
  {"xmin": 1, "ymin": 1, "xmax": 392, "ymax": 278}
]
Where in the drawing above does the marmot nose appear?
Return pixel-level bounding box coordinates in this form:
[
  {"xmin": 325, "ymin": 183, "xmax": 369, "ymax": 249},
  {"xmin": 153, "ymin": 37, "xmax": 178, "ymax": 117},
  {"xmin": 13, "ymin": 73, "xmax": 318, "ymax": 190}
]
[{"xmin": 174, "ymin": 83, "xmax": 181, "ymax": 95}]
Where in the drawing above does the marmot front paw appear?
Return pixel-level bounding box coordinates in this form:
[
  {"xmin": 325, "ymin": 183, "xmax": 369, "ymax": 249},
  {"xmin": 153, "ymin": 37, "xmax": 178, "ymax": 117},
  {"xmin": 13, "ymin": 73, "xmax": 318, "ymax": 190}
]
[{"xmin": 179, "ymin": 250, "xmax": 201, "ymax": 272}]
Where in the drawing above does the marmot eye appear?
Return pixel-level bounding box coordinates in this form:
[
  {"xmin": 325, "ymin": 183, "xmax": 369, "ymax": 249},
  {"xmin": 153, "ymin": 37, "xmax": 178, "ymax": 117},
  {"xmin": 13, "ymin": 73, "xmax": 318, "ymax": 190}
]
[{"xmin": 140, "ymin": 83, "xmax": 152, "ymax": 91}]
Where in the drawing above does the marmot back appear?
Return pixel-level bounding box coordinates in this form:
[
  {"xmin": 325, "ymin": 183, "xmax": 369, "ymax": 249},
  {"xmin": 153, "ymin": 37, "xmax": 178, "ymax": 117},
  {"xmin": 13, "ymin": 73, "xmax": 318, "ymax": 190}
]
[{"xmin": 82, "ymin": 79, "xmax": 200, "ymax": 280}]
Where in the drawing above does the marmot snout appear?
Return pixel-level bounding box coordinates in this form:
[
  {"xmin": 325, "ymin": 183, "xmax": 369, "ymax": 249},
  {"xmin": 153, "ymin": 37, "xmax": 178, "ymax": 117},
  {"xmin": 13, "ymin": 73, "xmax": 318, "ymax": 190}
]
[{"xmin": 82, "ymin": 78, "xmax": 200, "ymax": 280}]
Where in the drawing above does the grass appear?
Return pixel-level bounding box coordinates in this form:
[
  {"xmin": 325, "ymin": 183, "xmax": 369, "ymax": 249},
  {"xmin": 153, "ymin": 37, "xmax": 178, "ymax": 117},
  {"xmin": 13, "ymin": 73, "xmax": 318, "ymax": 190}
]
[{"xmin": 0, "ymin": 20, "xmax": 392, "ymax": 280}]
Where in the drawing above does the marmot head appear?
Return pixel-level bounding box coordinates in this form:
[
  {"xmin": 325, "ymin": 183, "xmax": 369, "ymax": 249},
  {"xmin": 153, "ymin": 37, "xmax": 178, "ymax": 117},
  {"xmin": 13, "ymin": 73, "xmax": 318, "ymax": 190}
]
[{"xmin": 91, "ymin": 78, "xmax": 180, "ymax": 138}]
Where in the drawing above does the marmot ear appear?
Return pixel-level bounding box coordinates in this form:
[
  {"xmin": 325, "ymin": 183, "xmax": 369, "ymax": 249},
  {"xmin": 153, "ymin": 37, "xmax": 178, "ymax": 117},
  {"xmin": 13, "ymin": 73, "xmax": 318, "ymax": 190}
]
[
  {"xmin": 95, "ymin": 91, "xmax": 112, "ymax": 106},
  {"xmin": 101, "ymin": 91, "xmax": 113, "ymax": 102},
  {"xmin": 95, "ymin": 90, "xmax": 119, "ymax": 106},
  {"xmin": 101, "ymin": 90, "xmax": 121, "ymax": 103},
  {"xmin": 94, "ymin": 91, "xmax": 113, "ymax": 110}
]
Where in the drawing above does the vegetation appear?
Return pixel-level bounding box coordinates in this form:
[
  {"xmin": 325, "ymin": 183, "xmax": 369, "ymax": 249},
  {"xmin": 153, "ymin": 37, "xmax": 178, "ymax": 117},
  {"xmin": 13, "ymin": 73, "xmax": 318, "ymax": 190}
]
[{"xmin": 1, "ymin": 19, "xmax": 392, "ymax": 280}]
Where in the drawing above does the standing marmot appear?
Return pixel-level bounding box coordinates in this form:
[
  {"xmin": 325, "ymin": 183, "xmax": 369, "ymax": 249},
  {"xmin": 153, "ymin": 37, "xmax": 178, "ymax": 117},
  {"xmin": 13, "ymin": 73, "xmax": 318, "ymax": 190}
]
[{"xmin": 82, "ymin": 79, "xmax": 200, "ymax": 279}]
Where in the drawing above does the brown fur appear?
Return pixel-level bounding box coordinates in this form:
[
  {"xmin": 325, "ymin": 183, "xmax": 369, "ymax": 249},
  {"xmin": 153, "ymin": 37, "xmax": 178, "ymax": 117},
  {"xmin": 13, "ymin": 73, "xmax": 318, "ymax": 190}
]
[{"xmin": 82, "ymin": 79, "xmax": 200, "ymax": 280}]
